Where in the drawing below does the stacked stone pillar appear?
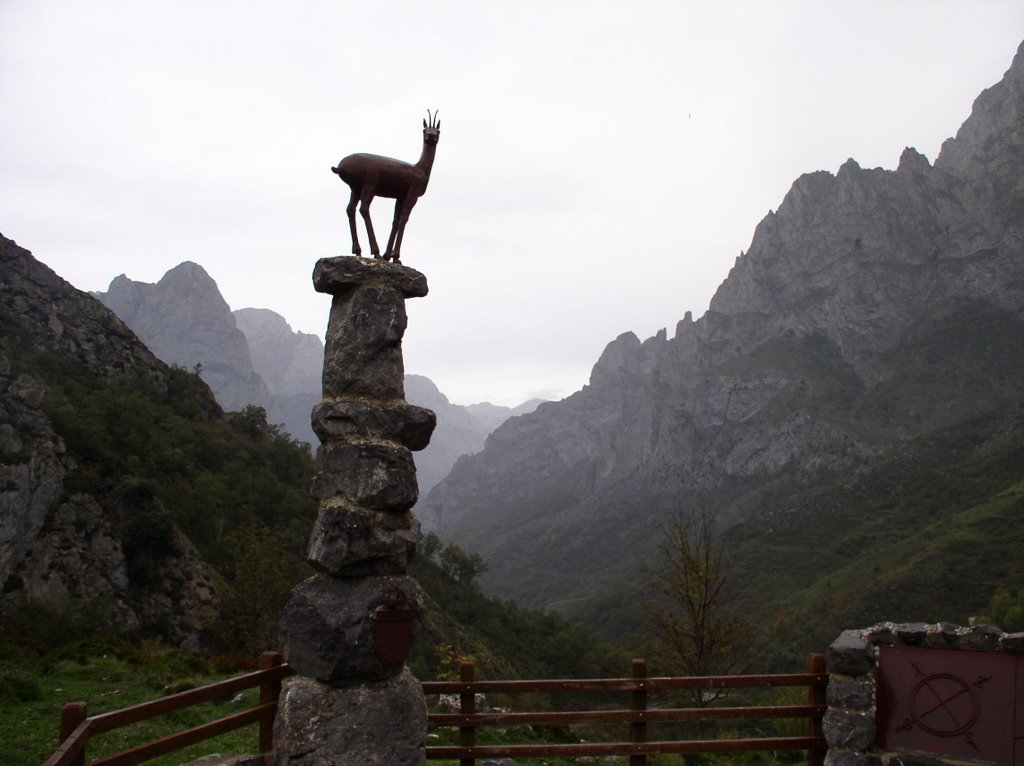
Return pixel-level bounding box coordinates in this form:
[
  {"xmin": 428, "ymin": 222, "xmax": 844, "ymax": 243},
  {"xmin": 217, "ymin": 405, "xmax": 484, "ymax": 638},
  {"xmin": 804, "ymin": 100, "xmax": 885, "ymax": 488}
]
[{"xmin": 273, "ymin": 257, "xmax": 436, "ymax": 766}]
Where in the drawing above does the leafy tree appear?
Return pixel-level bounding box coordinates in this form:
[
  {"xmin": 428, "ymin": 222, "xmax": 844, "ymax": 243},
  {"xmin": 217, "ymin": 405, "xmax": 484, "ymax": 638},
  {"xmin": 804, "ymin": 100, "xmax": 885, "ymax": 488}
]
[
  {"xmin": 975, "ymin": 586, "xmax": 1024, "ymax": 632},
  {"xmin": 420, "ymin": 531, "xmax": 442, "ymax": 561},
  {"xmin": 646, "ymin": 507, "xmax": 752, "ymax": 706},
  {"xmin": 438, "ymin": 542, "xmax": 487, "ymax": 587},
  {"xmin": 211, "ymin": 525, "xmax": 307, "ymax": 657}
]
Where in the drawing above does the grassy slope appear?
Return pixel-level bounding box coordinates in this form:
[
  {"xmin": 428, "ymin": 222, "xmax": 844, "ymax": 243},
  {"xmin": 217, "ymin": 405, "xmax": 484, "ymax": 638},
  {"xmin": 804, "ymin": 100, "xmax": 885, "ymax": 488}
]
[
  {"xmin": 727, "ymin": 408, "xmax": 1024, "ymax": 667},
  {"xmin": 0, "ymin": 643, "xmax": 260, "ymax": 766}
]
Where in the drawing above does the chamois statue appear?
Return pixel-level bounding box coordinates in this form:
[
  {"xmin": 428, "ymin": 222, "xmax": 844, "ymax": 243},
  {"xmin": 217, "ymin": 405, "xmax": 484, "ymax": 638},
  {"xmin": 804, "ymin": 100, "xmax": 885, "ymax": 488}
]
[{"xmin": 331, "ymin": 110, "xmax": 441, "ymax": 264}]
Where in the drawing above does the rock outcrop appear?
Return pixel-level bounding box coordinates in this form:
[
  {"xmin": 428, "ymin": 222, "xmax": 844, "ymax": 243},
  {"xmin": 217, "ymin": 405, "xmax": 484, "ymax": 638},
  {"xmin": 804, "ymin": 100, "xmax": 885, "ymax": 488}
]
[
  {"xmin": 417, "ymin": 41, "xmax": 1024, "ymax": 615},
  {"xmin": 0, "ymin": 234, "xmax": 219, "ymax": 646}
]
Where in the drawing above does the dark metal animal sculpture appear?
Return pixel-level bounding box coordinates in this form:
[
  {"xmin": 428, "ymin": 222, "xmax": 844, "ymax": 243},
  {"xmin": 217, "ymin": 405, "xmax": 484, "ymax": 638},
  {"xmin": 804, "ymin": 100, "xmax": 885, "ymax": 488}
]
[{"xmin": 332, "ymin": 110, "xmax": 441, "ymax": 264}]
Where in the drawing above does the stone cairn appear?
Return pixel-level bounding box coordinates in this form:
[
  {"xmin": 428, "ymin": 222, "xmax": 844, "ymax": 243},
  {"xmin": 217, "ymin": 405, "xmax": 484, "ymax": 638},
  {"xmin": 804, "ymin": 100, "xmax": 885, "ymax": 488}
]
[{"xmin": 273, "ymin": 257, "xmax": 436, "ymax": 766}]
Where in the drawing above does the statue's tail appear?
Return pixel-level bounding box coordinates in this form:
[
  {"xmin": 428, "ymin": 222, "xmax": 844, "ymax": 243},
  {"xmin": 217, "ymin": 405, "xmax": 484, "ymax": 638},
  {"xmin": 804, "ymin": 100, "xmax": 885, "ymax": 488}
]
[{"xmin": 331, "ymin": 165, "xmax": 340, "ymax": 175}]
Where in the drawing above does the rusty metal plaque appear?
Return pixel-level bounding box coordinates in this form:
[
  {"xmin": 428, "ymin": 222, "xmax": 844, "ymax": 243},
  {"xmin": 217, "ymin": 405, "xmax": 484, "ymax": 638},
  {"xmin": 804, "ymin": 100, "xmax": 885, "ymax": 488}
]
[{"xmin": 877, "ymin": 646, "xmax": 1020, "ymax": 764}]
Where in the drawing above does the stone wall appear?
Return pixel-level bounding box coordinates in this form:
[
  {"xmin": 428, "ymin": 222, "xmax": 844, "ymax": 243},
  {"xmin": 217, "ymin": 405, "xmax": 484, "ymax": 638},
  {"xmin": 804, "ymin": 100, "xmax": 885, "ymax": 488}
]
[{"xmin": 825, "ymin": 622, "xmax": 1024, "ymax": 765}]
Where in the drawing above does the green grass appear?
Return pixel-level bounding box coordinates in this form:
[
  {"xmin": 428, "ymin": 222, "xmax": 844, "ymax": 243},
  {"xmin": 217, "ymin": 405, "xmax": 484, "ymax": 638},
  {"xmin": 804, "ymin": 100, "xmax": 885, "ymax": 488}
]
[{"xmin": 0, "ymin": 645, "xmax": 263, "ymax": 766}]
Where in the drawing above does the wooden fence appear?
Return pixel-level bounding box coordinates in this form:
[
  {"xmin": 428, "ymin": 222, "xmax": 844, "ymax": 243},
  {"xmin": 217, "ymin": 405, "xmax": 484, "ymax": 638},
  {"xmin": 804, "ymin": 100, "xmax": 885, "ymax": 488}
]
[
  {"xmin": 46, "ymin": 653, "xmax": 827, "ymax": 766},
  {"xmin": 44, "ymin": 652, "xmax": 291, "ymax": 766},
  {"xmin": 422, "ymin": 654, "xmax": 828, "ymax": 765}
]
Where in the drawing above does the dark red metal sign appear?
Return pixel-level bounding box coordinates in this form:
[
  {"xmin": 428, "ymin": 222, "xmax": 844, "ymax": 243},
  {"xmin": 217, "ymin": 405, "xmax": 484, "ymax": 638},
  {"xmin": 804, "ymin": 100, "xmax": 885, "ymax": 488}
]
[{"xmin": 877, "ymin": 646, "xmax": 1022, "ymax": 764}]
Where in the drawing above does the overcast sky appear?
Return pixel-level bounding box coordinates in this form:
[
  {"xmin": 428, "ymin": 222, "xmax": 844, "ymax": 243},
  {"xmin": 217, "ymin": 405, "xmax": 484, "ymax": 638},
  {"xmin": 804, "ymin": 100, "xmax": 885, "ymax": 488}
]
[{"xmin": 1, "ymin": 3, "xmax": 1022, "ymax": 406}]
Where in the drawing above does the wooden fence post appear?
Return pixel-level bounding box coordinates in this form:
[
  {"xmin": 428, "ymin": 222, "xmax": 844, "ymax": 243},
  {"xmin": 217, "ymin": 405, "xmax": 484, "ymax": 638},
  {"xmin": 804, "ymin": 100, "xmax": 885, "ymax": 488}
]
[
  {"xmin": 630, "ymin": 658, "xmax": 647, "ymax": 766},
  {"xmin": 807, "ymin": 652, "xmax": 827, "ymax": 766},
  {"xmin": 259, "ymin": 651, "xmax": 283, "ymax": 753},
  {"xmin": 459, "ymin": 660, "xmax": 476, "ymax": 766},
  {"xmin": 60, "ymin": 702, "xmax": 88, "ymax": 766}
]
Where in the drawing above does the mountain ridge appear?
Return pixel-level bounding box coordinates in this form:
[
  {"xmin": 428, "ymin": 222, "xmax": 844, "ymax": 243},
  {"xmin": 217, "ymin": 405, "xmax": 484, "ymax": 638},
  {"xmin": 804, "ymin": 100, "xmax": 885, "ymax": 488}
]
[
  {"xmin": 94, "ymin": 263, "xmax": 542, "ymax": 494},
  {"xmin": 417, "ymin": 39, "xmax": 1024, "ymax": 628}
]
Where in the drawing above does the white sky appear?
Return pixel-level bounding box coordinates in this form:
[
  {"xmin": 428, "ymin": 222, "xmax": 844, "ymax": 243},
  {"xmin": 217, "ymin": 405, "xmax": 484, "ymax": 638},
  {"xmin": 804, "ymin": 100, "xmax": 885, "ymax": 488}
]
[{"xmin": 1, "ymin": 2, "xmax": 1022, "ymax": 406}]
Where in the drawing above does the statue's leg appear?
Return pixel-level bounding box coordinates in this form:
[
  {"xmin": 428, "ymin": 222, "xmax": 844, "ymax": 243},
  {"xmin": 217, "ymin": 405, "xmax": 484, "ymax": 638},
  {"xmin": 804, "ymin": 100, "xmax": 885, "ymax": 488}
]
[
  {"xmin": 391, "ymin": 198, "xmax": 417, "ymax": 263},
  {"xmin": 358, "ymin": 190, "xmax": 381, "ymax": 258},
  {"xmin": 346, "ymin": 188, "xmax": 362, "ymax": 256},
  {"xmin": 383, "ymin": 198, "xmax": 404, "ymax": 261}
]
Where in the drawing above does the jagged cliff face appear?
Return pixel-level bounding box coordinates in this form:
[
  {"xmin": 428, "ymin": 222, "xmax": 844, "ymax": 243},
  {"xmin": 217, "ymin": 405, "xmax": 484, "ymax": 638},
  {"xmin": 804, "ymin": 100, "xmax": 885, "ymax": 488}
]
[
  {"xmin": 0, "ymin": 235, "xmax": 218, "ymax": 647},
  {"xmin": 234, "ymin": 308, "xmax": 323, "ymax": 397},
  {"xmin": 418, "ymin": 41, "xmax": 1024, "ymax": 611},
  {"xmin": 96, "ymin": 263, "xmax": 270, "ymax": 412}
]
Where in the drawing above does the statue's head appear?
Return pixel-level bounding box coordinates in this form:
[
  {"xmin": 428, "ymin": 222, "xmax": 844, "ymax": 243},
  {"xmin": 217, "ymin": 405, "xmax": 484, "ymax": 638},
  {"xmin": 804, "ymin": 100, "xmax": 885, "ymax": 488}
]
[{"xmin": 423, "ymin": 109, "xmax": 440, "ymax": 145}]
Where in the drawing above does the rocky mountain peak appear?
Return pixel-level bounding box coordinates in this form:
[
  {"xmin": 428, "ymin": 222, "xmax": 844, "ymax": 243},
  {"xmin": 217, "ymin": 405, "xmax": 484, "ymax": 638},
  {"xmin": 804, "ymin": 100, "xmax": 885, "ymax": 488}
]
[
  {"xmin": 95, "ymin": 264, "xmax": 269, "ymax": 412},
  {"xmin": 935, "ymin": 39, "xmax": 1024, "ymax": 180}
]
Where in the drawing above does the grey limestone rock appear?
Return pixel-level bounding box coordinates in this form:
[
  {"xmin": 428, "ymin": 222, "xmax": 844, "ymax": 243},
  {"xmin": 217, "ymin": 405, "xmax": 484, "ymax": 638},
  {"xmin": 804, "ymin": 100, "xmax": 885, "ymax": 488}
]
[
  {"xmin": 311, "ymin": 441, "xmax": 419, "ymax": 510},
  {"xmin": 827, "ymin": 630, "xmax": 874, "ymax": 677},
  {"xmin": 311, "ymin": 398, "xmax": 436, "ymax": 450},
  {"xmin": 321, "ymin": 284, "xmax": 408, "ymax": 399},
  {"xmin": 313, "ymin": 256, "xmax": 428, "ymax": 298},
  {"xmin": 307, "ymin": 503, "xmax": 419, "ymax": 576},
  {"xmin": 822, "ymin": 709, "xmax": 876, "ymax": 751},
  {"xmin": 826, "ymin": 679, "xmax": 873, "ymax": 710},
  {"xmin": 280, "ymin": 574, "xmax": 424, "ymax": 684},
  {"xmin": 273, "ymin": 670, "xmax": 427, "ymax": 766}
]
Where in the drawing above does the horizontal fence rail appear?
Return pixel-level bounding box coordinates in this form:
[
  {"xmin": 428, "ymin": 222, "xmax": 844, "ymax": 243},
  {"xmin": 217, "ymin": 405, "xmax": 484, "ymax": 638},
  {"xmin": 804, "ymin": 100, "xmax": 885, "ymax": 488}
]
[
  {"xmin": 421, "ymin": 653, "xmax": 829, "ymax": 766},
  {"xmin": 46, "ymin": 652, "xmax": 827, "ymax": 766},
  {"xmin": 45, "ymin": 652, "xmax": 294, "ymax": 766}
]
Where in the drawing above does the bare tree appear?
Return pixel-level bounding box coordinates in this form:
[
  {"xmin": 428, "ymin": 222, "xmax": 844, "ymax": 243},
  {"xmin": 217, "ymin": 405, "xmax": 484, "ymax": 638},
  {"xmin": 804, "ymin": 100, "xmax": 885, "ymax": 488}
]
[{"xmin": 646, "ymin": 506, "xmax": 751, "ymax": 707}]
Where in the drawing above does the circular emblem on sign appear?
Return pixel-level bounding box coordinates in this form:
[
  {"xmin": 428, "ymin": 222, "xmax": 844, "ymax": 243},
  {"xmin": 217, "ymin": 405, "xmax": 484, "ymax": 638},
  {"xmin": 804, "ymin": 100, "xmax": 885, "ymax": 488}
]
[{"xmin": 909, "ymin": 673, "xmax": 979, "ymax": 737}]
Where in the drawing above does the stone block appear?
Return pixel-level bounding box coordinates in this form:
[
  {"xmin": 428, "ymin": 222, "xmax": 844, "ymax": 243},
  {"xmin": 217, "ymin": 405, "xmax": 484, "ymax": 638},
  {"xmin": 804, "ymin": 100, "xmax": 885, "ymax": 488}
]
[
  {"xmin": 863, "ymin": 623, "xmax": 896, "ymax": 646},
  {"xmin": 824, "ymin": 752, "xmax": 882, "ymax": 766},
  {"xmin": 827, "ymin": 678, "xmax": 873, "ymax": 710},
  {"xmin": 960, "ymin": 622, "xmax": 1001, "ymax": 651},
  {"xmin": 273, "ymin": 670, "xmax": 427, "ymax": 766},
  {"xmin": 311, "ymin": 441, "xmax": 418, "ymax": 510},
  {"xmin": 893, "ymin": 622, "xmax": 929, "ymax": 645},
  {"xmin": 322, "ymin": 286, "xmax": 407, "ymax": 399},
  {"xmin": 280, "ymin": 574, "xmax": 424, "ymax": 684},
  {"xmin": 1000, "ymin": 631, "xmax": 1024, "ymax": 653},
  {"xmin": 313, "ymin": 256, "xmax": 429, "ymax": 298},
  {"xmin": 923, "ymin": 622, "xmax": 961, "ymax": 649},
  {"xmin": 307, "ymin": 503, "xmax": 419, "ymax": 576},
  {"xmin": 822, "ymin": 709, "xmax": 875, "ymax": 750},
  {"xmin": 828, "ymin": 630, "xmax": 874, "ymax": 676},
  {"xmin": 311, "ymin": 398, "xmax": 436, "ymax": 450}
]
